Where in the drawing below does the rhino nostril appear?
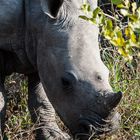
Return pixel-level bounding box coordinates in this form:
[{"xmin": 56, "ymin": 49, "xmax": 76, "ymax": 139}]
[
  {"xmin": 61, "ymin": 77, "xmax": 71, "ymax": 87},
  {"xmin": 61, "ymin": 71, "xmax": 78, "ymax": 89},
  {"xmin": 79, "ymin": 120, "xmax": 93, "ymax": 134}
]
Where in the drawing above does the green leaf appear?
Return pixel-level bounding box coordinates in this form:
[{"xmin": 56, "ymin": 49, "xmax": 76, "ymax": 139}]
[
  {"xmin": 81, "ymin": 4, "xmax": 91, "ymax": 13},
  {"xmin": 111, "ymin": 0, "xmax": 123, "ymax": 5},
  {"xmin": 116, "ymin": 37, "xmax": 125, "ymax": 47},
  {"xmin": 92, "ymin": 7, "xmax": 102, "ymax": 19},
  {"xmin": 117, "ymin": 4, "xmax": 126, "ymax": 9},
  {"xmin": 125, "ymin": 27, "xmax": 131, "ymax": 38},
  {"xmin": 79, "ymin": 15, "xmax": 89, "ymax": 21},
  {"xmin": 128, "ymin": 14, "xmax": 138, "ymax": 21},
  {"xmin": 131, "ymin": 32, "xmax": 137, "ymax": 43},
  {"xmin": 106, "ymin": 19, "xmax": 113, "ymax": 30}
]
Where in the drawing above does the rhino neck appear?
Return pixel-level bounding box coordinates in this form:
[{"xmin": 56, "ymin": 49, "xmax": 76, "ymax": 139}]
[
  {"xmin": 24, "ymin": 0, "xmax": 45, "ymax": 69},
  {"xmin": 0, "ymin": 0, "xmax": 35, "ymax": 74}
]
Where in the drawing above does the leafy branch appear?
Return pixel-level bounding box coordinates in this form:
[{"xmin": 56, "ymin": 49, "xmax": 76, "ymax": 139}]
[{"xmin": 80, "ymin": 0, "xmax": 140, "ymax": 61}]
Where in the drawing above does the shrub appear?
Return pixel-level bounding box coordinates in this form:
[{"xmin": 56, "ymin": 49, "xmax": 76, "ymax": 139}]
[{"xmin": 80, "ymin": 0, "xmax": 140, "ymax": 61}]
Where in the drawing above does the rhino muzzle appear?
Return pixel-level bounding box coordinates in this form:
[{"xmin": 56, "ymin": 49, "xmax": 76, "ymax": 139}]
[
  {"xmin": 77, "ymin": 112, "xmax": 121, "ymax": 139},
  {"xmin": 73, "ymin": 91, "xmax": 122, "ymax": 139}
]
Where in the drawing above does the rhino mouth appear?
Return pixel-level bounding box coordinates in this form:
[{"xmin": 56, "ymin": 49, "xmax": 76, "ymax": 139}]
[{"xmin": 75, "ymin": 112, "xmax": 119, "ymax": 139}]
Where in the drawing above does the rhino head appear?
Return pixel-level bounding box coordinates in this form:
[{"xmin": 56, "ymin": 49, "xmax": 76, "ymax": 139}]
[{"xmin": 37, "ymin": 0, "xmax": 122, "ymax": 139}]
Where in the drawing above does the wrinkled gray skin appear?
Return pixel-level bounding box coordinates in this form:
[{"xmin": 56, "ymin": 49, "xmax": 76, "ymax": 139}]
[{"xmin": 0, "ymin": 0, "xmax": 122, "ymax": 139}]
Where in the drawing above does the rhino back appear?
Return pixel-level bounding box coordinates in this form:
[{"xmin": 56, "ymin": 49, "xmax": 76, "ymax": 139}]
[
  {"xmin": 0, "ymin": 0, "xmax": 36, "ymax": 74},
  {"xmin": 0, "ymin": 0, "xmax": 24, "ymax": 51}
]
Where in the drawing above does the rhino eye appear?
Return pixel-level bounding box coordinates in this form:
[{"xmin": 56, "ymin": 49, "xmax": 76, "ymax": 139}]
[
  {"xmin": 61, "ymin": 71, "xmax": 78, "ymax": 89},
  {"xmin": 97, "ymin": 75, "xmax": 102, "ymax": 81}
]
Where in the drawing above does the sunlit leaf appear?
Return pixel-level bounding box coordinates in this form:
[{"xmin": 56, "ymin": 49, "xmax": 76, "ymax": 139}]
[
  {"xmin": 124, "ymin": 0, "xmax": 130, "ymax": 9},
  {"xmin": 79, "ymin": 15, "xmax": 89, "ymax": 21},
  {"xmin": 128, "ymin": 14, "xmax": 138, "ymax": 21},
  {"xmin": 92, "ymin": 7, "xmax": 102, "ymax": 18},
  {"xmin": 81, "ymin": 4, "xmax": 89, "ymax": 11},
  {"xmin": 131, "ymin": 33, "xmax": 137, "ymax": 43},
  {"xmin": 111, "ymin": 0, "xmax": 123, "ymax": 5},
  {"xmin": 120, "ymin": 9, "xmax": 129, "ymax": 16},
  {"xmin": 132, "ymin": 2, "xmax": 137, "ymax": 14},
  {"xmin": 117, "ymin": 4, "xmax": 126, "ymax": 8},
  {"xmin": 125, "ymin": 27, "xmax": 131, "ymax": 38},
  {"xmin": 137, "ymin": 7, "xmax": 140, "ymax": 18},
  {"xmin": 106, "ymin": 19, "xmax": 113, "ymax": 30}
]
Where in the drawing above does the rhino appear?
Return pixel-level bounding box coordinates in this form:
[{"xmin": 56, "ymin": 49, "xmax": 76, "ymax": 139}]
[{"xmin": 0, "ymin": 0, "xmax": 122, "ymax": 139}]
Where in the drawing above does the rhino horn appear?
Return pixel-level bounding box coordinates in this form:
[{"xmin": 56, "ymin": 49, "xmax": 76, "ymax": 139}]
[{"xmin": 105, "ymin": 91, "xmax": 122, "ymax": 110}]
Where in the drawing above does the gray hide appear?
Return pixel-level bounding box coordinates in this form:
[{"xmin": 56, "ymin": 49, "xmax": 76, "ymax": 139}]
[{"xmin": 0, "ymin": 0, "xmax": 122, "ymax": 140}]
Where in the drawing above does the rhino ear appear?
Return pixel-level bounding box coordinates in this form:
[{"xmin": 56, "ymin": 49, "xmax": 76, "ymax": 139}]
[{"xmin": 41, "ymin": 0, "xmax": 64, "ymax": 19}]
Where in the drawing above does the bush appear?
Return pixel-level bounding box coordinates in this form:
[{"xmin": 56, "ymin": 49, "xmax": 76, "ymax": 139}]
[{"xmin": 80, "ymin": 0, "xmax": 140, "ymax": 61}]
